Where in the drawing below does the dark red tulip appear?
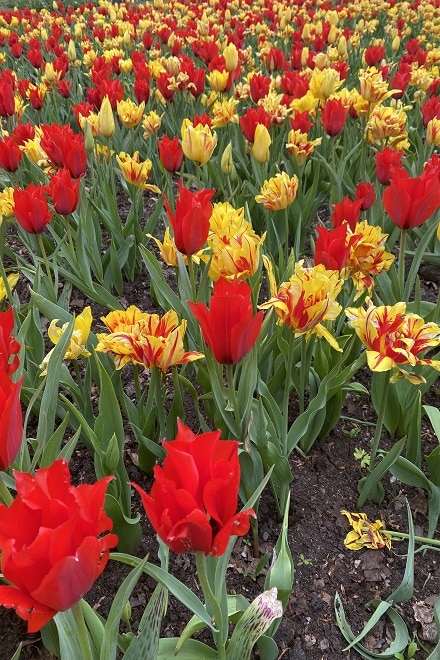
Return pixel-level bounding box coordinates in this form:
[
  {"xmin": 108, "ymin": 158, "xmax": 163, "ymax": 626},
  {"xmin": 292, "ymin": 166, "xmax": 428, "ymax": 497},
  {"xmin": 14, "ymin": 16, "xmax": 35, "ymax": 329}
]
[{"xmin": 158, "ymin": 135, "xmax": 183, "ymax": 173}]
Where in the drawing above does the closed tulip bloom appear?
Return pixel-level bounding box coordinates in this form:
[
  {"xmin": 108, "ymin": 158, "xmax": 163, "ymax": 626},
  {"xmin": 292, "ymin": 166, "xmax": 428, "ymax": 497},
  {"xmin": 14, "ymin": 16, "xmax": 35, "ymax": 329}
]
[
  {"xmin": 354, "ymin": 181, "xmax": 376, "ymax": 211},
  {"xmin": 116, "ymin": 98, "xmax": 145, "ymax": 129},
  {"xmin": 259, "ymin": 260, "xmax": 343, "ymax": 350},
  {"xmin": 383, "ymin": 167, "xmax": 440, "ymax": 230},
  {"xmin": 314, "ymin": 224, "xmax": 352, "ymax": 271},
  {"xmin": 331, "ymin": 195, "xmax": 363, "ymax": 232},
  {"xmin": 0, "ymin": 459, "xmax": 118, "ymax": 632},
  {"xmin": 0, "ymin": 137, "xmax": 22, "ymax": 172},
  {"xmin": 131, "ymin": 420, "xmax": 255, "ymax": 556},
  {"xmin": 158, "ymin": 135, "xmax": 183, "ymax": 172},
  {"xmin": 48, "ymin": 168, "xmax": 80, "ymax": 215},
  {"xmin": 97, "ymin": 95, "xmax": 115, "ymax": 138},
  {"xmin": 375, "ymin": 146, "xmax": 404, "ymax": 185},
  {"xmin": 0, "ymin": 78, "xmax": 15, "ymax": 117},
  {"xmin": 223, "ymin": 42, "xmax": 239, "ymax": 72},
  {"xmin": 13, "ymin": 184, "xmax": 53, "ymax": 234},
  {"xmin": 181, "ymin": 118, "xmax": 218, "ymax": 165},
  {"xmin": 321, "ymin": 98, "xmax": 347, "ymax": 136},
  {"xmin": 116, "ymin": 152, "xmax": 161, "ymax": 192},
  {"xmin": 346, "ymin": 298, "xmax": 440, "ymax": 382},
  {"xmin": 252, "ymin": 124, "xmax": 271, "ymax": 163},
  {"xmin": 0, "ymin": 308, "xmax": 22, "ymax": 471},
  {"xmin": 255, "ymin": 172, "xmax": 299, "ymax": 210},
  {"xmin": 164, "ymin": 180, "xmax": 215, "ymax": 256},
  {"xmin": 345, "ymin": 221, "xmax": 395, "ymax": 297},
  {"xmin": 189, "ymin": 277, "xmax": 264, "ymax": 364},
  {"xmin": 239, "ymin": 105, "xmax": 271, "ymax": 143}
]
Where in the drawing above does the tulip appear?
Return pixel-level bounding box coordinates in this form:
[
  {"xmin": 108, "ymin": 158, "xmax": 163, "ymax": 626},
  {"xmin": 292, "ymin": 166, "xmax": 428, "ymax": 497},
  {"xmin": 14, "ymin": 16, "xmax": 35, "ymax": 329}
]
[
  {"xmin": 255, "ymin": 172, "xmax": 299, "ymax": 211},
  {"xmin": 48, "ymin": 168, "xmax": 80, "ymax": 215},
  {"xmin": 131, "ymin": 419, "xmax": 254, "ymax": 556},
  {"xmin": 116, "ymin": 98, "xmax": 145, "ymax": 129},
  {"xmin": 314, "ymin": 224, "xmax": 351, "ymax": 271},
  {"xmin": 223, "ymin": 42, "xmax": 239, "ymax": 72},
  {"xmin": 189, "ymin": 277, "xmax": 264, "ymax": 364},
  {"xmin": 0, "ymin": 459, "xmax": 117, "ymax": 632},
  {"xmin": 96, "ymin": 307, "xmax": 203, "ymax": 372},
  {"xmin": 181, "ymin": 118, "xmax": 218, "ymax": 165},
  {"xmin": 40, "ymin": 307, "xmax": 92, "ymax": 374},
  {"xmin": 158, "ymin": 135, "xmax": 183, "ymax": 172},
  {"xmin": 375, "ymin": 146, "xmax": 404, "ymax": 185},
  {"xmin": 383, "ymin": 167, "xmax": 440, "ymax": 230},
  {"xmin": 13, "ymin": 184, "xmax": 53, "ymax": 234},
  {"xmin": 239, "ymin": 105, "xmax": 271, "ymax": 143},
  {"xmin": 251, "ymin": 124, "xmax": 271, "ymax": 164},
  {"xmin": 321, "ymin": 98, "xmax": 347, "ymax": 137},
  {"xmin": 0, "ymin": 78, "xmax": 15, "ymax": 117},
  {"xmin": 0, "ymin": 137, "xmax": 22, "ymax": 172},
  {"xmin": 331, "ymin": 195, "xmax": 363, "ymax": 231},
  {"xmin": 354, "ymin": 181, "xmax": 376, "ymax": 210},
  {"xmin": 97, "ymin": 95, "xmax": 115, "ymax": 137},
  {"xmin": 116, "ymin": 151, "xmax": 160, "ymax": 192},
  {"xmin": 346, "ymin": 298, "xmax": 440, "ymax": 383},
  {"xmin": 163, "ymin": 180, "xmax": 215, "ymax": 256},
  {"xmin": 0, "ymin": 308, "xmax": 22, "ymax": 471}
]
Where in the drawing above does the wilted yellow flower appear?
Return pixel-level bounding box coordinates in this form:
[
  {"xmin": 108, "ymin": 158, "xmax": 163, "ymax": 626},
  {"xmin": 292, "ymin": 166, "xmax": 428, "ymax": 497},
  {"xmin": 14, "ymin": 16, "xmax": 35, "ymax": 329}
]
[
  {"xmin": 142, "ymin": 111, "xmax": 163, "ymax": 137},
  {"xmin": 366, "ymin": 103, "xmax": 408, "ymax": 148},
  {"xmin": 203, "ymin": 202, "xmax": 265, "ymax": 281},
  {"xmin": 252, "ymin": 124, "xmax": 271, "ymax": 163},
  {"xmin": 0, "ymin": 187, "xmax": 15, "ymax": 220},
  {"xmin": 97, "ymin": 95, "xmax": 115, "ymax": 138},
  {"xmin": 359, "ymin": 67, "xmax": 394, "ymax": 105},
  {"xmin": 116, "ymin": 98, "xmax": 145, "ymax": 129},
  {"xmin": 96, "ymin": 307, "xmax": 204, "ymax": 372},
  {"xmin": 309, "ymin": 67, "xmax": 342, "ymax": 101},
  {"xmin": 341, "ymin": 510, "xmax": 392, "ymax": 551},
  {"xmin": 116, "ymin": 151, "xmax": 160, "ymax": 192},
  {"xmin": 345, "ymin": 221, "xmax": 395, "ymax": 298},
  {"xmin": 0, "ymin": 272, "xmax": 19, "ymax": 301},
  {"xmin": 40, "ymin": 307, "xmax": 93, "ymax": 374},
  {"xmin": 286, "ymin": 130, "xmax": 322, "ymax": 165},
  {"xmin": 255, "ymin": 172, "xmax": 299, "ymax": 211},
  {"xmin": 259, "ymin": 259, "xmax": 343, "ymax": 350},
  {"xmin": 346, "ymin": 298, "xmax": 440, "ymax": 382},
  {"xmin": 181, "ymin": 118, "xmax": 218, "ymax": 165}
]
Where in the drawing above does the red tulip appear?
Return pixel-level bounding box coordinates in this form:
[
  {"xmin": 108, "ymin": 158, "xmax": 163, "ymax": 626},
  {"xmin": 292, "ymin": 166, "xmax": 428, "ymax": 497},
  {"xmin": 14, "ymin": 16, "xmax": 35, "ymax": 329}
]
[
  {"xmin": 0, "ymin": 137, "xmax": 22, "ymax": 172},
  {"xmin": 163, "ymin": 181, "xmax": 214, "ymax": 256},
  {"xmin": 13, "ymin": 184, "xmax": 53, "ymax": 234},
  {"xmin": 314, "ymin": 224, "xmax": 352, "ymax": 271},
  {"xmin": 158, "ymin": 135, "xmax": 183, "ymax": 172},
  {"xmin": 0, "ymin": 459, "xmax": 117, "ymax": 632},
  {"xmin": 0, "ymin": 78, "xmax": 15, "ymax": 117},
  {"xmin": 239, "ymin": 105, "xmax": 271, "ymax": 143},
  {"xmin": 321, "ymin": 98, "xmax": 347, "ymax": 137},
  {"xmin": 331, "ymin": 195, "xmax": 363, "ymax": 232},
  {"xmin": 375, "ymin": 147, "xmax": 404, "ymax": 185},
  {"xmin": 383, "ymin": 167, "xmax": 440, "ymax": 230},
  {"xmin": 40, "ymin": 124, "xmax": 87, "ymax": 178},
  {"xmin": 131, "ymin": 420, "xmax": 254, "ymax": 556},
  {"xmin": 249, "ymin": 73, "xmax": 271, "ymax": 103},
  {"xmin": 189, "ymin": 277, "xmax": 264, "ymax": 364},
  {"xmin": 354, "ymin": 181, "xmax": 376, "ymax": 211},
  {"xmin": 48, "ymin": 168, "xmax": 80, "ymax": 215}
]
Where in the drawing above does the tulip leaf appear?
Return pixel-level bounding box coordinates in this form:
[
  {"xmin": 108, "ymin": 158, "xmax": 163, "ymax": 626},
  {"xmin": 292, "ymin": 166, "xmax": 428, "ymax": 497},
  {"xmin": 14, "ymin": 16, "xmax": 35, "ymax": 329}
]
[
  {"xmin": 158, "ymin": 638, "xmax": 218, "ymax": 658},
  {"xmin": 54, "ymin": 605, "xmax": 99, "ymax": 660},
  {"xmin": 424, "ymin": 405, "xmax": 440, "ymax": 444},
  {"xmin": 110, "ymin": 553, "xmax": 215, "ymax": 631},
  {"xmin": 387, "ymin": 499, "xmax": 414, "ymax": 604},
  {"xmin": 357, "ymin": 438, "xmax": 406, "ymax": 508},
  {"xmin": 105, "ymin": 495, "xmax": 142, "ymax": 556},
  {"xmin": 335, "ymin": 593, "xmax": 409, "ymax": 658}
]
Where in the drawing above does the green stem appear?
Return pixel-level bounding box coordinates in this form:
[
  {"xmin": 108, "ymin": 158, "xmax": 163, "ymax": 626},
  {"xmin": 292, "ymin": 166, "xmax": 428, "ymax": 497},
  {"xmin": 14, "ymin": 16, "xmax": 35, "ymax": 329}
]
[
  {"xmin": 398, "ymin": 228, "xmax": 406, "ymax": 299},
  {"xmin": 36, "ymin": 233, "xmax": 53, "ymax": 287},
  {"xmin": 370, "ymin": 371, "xmax": 391, "ymax": 468},
  {"xmin": 284, "ymin": 206, "xmax": 290, "ymax": 269},
  {"xmin": 225, "ymin": 363, "xmax": 241, "ymax": 439},
  {"xmin": 63, "ymin": 215, "xmax": 75, "ymax": 253},
  {"xmin": 0, "ymin": 472, "xmax": 13, "ymax": 505},
  {"xmin": 385, "ymin": 529, "xmax": 440, "ymax": 548},
  {"xmin": 0, "ymin": 256, "xmax": 14, "ymax": 306},
  {"xmin": 70, "ymin": 600, "xmax": 94, "ymax": 660},
  {"xmin": 298, "ymin": 334, "xmax": 308, "ymax": 415},
  {"xmin": 132, "ymin": 363, "xmax": 141, "ymax": 402},
  {"xmin": 152, "ymin": 366, "xmax": 166, "ymax": 439},
  {"xmin": 187, "ymin": 255, "xmax": 197, "ymax": 301},
  {"xmin": 195, "ymin": 553, "xmax": 226, "ymax": 660},
  {"xmin": 282, "ymin": 331, "xmax": 296, "ymax": 457}
]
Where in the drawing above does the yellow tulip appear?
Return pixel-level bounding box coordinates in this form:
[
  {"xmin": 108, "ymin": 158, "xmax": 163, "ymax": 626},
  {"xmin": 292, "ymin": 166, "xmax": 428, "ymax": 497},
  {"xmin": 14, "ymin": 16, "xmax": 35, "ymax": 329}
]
[
  {"xmin": 255, "ymin": 172, "xmax": 299, "ymax": 211},
  {"xmin": 97, "ymin": 96, "xmax": 115, "ymax": 138},
  {"xmin": 181, "ymin": 118, "xmax": 218, "ymax": 165},
  {"xmin": 251, "ymin": 124, "xmax": 271, "ymax": 163}
]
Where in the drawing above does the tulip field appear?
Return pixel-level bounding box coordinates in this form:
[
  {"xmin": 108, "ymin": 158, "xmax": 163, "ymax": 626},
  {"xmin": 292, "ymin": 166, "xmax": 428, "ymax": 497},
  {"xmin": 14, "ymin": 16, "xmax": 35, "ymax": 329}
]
[{"xmin": 1, "ymin": 0, "xmax": 440, "ymax": 657}]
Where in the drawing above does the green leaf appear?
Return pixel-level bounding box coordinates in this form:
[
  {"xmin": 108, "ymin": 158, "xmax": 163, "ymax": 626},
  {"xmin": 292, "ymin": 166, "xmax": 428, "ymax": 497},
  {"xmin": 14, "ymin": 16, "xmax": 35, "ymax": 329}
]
[
  {"xmin": 387, "ymin": 499, "xmax": 414, "ymax": 604},
  {"xmin": 334, "ymin": 593, "xmax": 409, "ymax": 658},
  {"xmin": 100, "ymin": 556, "xmax": 150, "ymax": 660},
  {"xmin": 158, "ymin": 638, "xmax": 218, "ymax": 658},
  {"xmin": 105, "ymin": 495, "xmax": 142, "ymax": 556},
  {"xmin": 54, "ymin": 606, "xmax": 98, "ymax": 660},
  {"xmin": 424, "ymin": 405, "xmax": 440, "ymax": 443},
  {"xmin": 357, "ymin": 438, "xmax": 406, "ymax": 508}
]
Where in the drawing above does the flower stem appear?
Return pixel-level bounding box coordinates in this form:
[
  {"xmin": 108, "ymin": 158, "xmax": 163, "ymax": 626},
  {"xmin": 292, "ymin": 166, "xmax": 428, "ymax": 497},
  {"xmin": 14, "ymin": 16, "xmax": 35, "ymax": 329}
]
[
  {"xmin": 37, "ymin": 232, "xmax": 53, "ymax": 288},
  {"xmin": 225, "ymin": 363, "xmax": 241, "ymax": 439},
  {"xmin": 370, "ymin": 371, "xmax": 391, "ymax": 468},
  {"xmin": 284, "ymin": 206, "xmax": 290, "ymax": 268},
  {"xmin": 398, "ymin": 228, "xmax": 406, "ymax": 299},
  {"xmin": 385, "ymin": 529, "xmax": 440, "ymax": 548},
  {"xmin": 187, "ymin": 255, "xmax": 197, "ymax": 301},
  {"xmin": 282, "ymin": 331, "xmax": 296, "ymax": 457},
  {"xmin": 195, "ymin": 552, "xmax": 226, "ymax": 660},
  {"xmin": 71, "ymin": 600, "xmax": 94, "ymax": 660}
]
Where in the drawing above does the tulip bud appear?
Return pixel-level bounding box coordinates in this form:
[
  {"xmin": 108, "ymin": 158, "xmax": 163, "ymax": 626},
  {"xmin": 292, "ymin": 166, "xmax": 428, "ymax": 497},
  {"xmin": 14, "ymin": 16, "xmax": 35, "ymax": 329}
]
[
  {"xmin": 226, "ymin": 589, "xmax": 283, "ymax": 658},
  {"xmin": 84, "ymin": 120, "xmax": 95, "ymax": 153},
  {"xmin": 392, "ymin": 35, "xmax": 401, "ymax": 51},
  {"xmin": 264, "ymin": 493, "xmax": 294, "ymax": 611},
  {"xmin": 121, "ymin": 601, "xmax": 132, "ymax": 624},
  {"xmin": 103, "ymin": 434, "xmax": 120, "ymax": 475},
  {"xmin": 67, "ymin": 39, "xmax": 77, "ymax": 63},
  {"xmin": 98, "ymin": 96, "xmax": 115, "ymax": 138},
  {"xmin": 44, "ymin": 63, "xmax": 56, "ymax": 82},
  {"xmin": 221, "ymin": 141, "xmax": 237, "ymax": 180},
  {"xmin": 301, "ymin": 47, "xmax": 309, "ymax": 68},
  {"xmin": 327, "ymin": 24, "xmax": 338, "ymax": 45},
  {"xmin": 223, "ymin": 42, "xmax": 239, "ymax": 72},
  {"xmin": 252, "ymin": 124, "xmax": 271, "ymax": 164},
  {"xmin": 338, "ymin": 35, "xmax": 348, "ymax": 58}
]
